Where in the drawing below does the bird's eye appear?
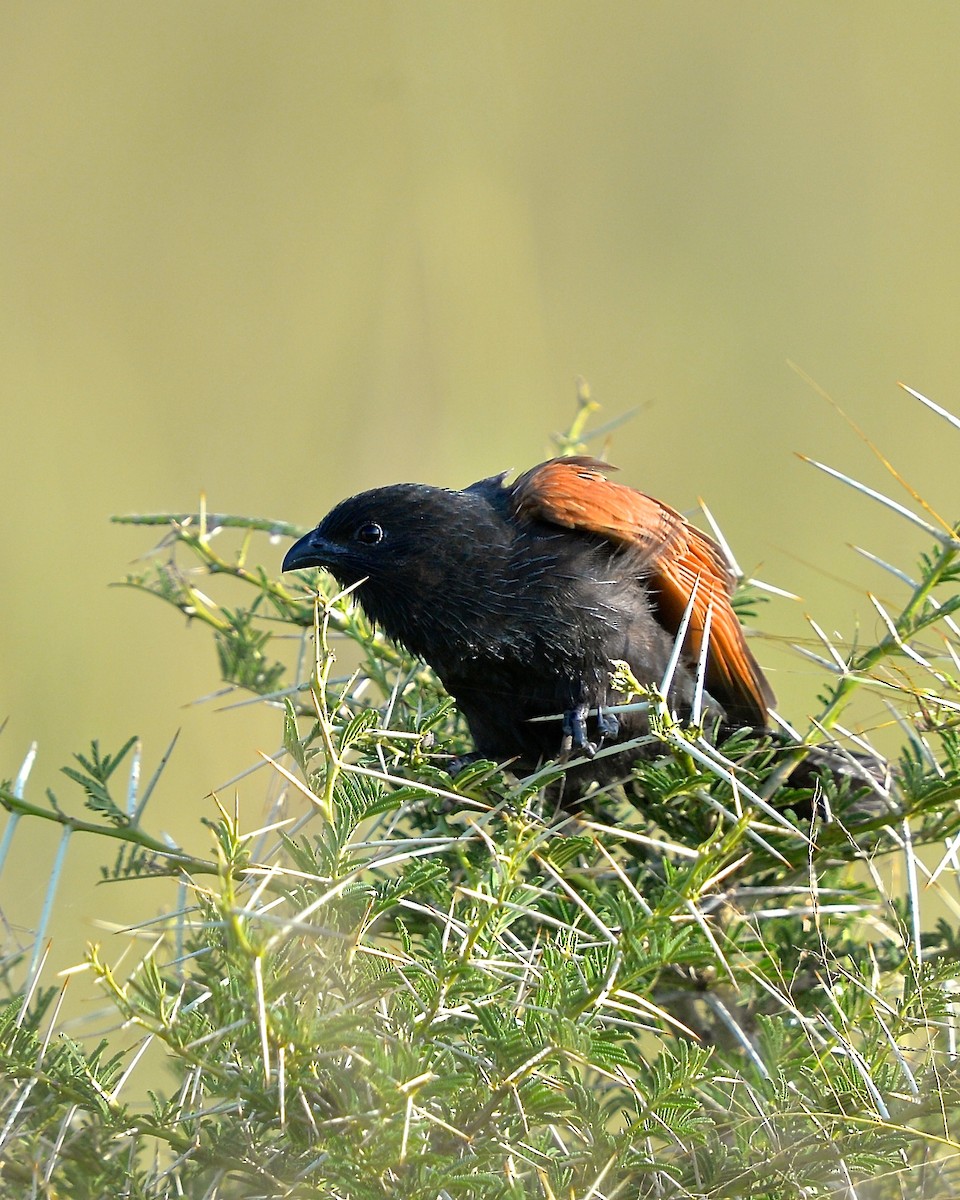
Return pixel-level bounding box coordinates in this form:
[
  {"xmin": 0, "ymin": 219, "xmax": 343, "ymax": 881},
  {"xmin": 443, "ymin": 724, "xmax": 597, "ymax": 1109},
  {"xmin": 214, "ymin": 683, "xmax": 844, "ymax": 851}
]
[{"xmin": 355, "ymin": 522, "xmax": 384, "ymax": 545}]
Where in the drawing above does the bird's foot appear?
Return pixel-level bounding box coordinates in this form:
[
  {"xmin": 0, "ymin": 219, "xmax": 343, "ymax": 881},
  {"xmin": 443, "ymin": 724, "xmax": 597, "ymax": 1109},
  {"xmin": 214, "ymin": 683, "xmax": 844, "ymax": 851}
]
[
  {"xmin": 561, "ymin": 704, "xmax": 597, "ymax": 759},
  {"xmin": 447, "ymin": 752, "xmax": 482, "ymax": 777},
  {"xmin": 596, "ymin": 707, "xmax": 620, "ymax": 739}
]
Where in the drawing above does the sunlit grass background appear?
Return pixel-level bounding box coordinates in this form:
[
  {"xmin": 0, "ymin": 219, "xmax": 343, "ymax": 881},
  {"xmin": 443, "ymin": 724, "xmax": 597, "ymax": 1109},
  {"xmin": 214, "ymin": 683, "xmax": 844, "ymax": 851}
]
[{"xmin": 3, "ymin": 3, "xmax": 960, "ymax": 975}]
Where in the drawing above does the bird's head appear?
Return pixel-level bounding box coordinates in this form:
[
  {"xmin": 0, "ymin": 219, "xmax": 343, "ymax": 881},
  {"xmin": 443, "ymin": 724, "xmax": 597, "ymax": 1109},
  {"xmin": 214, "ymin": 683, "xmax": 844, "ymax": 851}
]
[
  {"xmin": 281, "ymin": 484, "xmax": 443, "ymax": 589},
  {"xmin": 282, "ymin": 480, "xmax": 509, "ymax": 657}
]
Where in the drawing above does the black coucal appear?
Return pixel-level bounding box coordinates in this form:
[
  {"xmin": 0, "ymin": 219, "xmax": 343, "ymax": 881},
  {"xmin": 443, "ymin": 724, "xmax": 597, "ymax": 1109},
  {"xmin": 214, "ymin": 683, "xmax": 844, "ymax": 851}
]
[{"xmin": 282, "ymin": 456, "xmax": 777, "ymax": 791}]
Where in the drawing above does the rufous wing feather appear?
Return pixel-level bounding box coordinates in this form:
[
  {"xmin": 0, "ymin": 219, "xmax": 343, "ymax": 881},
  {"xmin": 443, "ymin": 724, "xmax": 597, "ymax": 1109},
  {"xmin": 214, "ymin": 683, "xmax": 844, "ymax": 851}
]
[{"xmin": 511, "ymin": 457, "xmax": 774, "ymax": 725}]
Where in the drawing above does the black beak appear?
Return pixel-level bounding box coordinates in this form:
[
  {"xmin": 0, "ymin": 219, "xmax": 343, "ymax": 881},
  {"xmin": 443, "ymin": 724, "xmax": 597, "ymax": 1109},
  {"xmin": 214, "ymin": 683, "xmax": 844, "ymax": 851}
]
[{"xmin": 282, "ymin": 529, "xmax": 329, "ymax": 573}]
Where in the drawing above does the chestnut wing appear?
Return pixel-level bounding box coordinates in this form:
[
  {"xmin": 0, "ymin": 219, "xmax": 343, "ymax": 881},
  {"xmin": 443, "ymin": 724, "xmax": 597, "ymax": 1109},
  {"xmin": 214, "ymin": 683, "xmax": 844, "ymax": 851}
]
[{"xmin": 511, "ymin": 456, "xmax": 774, "ymax": 725}]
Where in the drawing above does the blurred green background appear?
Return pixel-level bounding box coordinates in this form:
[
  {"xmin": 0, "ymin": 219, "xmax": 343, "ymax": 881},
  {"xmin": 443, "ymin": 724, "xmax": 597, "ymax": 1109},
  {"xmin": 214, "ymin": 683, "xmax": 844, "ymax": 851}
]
[{"xmin": 3, "ymin": 3, "xmax": 960, "ymax": 978}]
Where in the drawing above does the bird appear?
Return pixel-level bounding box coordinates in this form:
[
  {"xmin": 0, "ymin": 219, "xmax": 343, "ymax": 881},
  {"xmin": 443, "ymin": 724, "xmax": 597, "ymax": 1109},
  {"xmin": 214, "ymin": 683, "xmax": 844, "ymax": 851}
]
[{"xmin": 281, "ymin": 456, "xmax": 776, "ymax": 793}]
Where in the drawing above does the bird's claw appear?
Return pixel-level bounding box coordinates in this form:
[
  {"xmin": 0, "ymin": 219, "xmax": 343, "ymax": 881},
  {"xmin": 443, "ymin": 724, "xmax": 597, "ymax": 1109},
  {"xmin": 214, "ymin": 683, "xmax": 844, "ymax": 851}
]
[
  {"xmin": 561, "ymin": 704, "xmax": 597, "ymax": 759},
  {"xmin": 596, "ymin": 707, "xmax": 620, "ymax": 739},
  {"xmin": 447, "ymin": 752, "xmax": 482, "ymax": 777},
  {"xmin": 559, "ymin": 704, "xmax": 620, "ymax": 760}
]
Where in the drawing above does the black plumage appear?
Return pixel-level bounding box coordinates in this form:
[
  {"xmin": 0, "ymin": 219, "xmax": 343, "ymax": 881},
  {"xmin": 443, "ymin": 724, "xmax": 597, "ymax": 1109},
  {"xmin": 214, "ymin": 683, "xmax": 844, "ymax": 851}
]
[{"xmin": 282, "ymin": 457, "xmax": 773, "ymax": 785}]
